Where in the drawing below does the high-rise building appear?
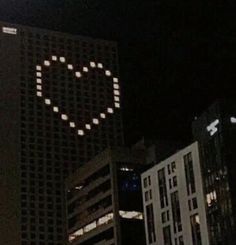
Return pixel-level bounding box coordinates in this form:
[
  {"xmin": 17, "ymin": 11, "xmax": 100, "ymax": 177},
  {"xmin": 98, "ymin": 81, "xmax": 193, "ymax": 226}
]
[
  {"xmin": 141, "ymin": 142, "xmax": 209, "ymax": 245},
  {"xmin": 192, "ymin": 100, "xmax": 236, "ymax": 245},
  {"xmin": 66, "ymin": 147, "xmax": 146, "ymax": 245},
  {"xmin": 0, "ymin": 21, "xmax": 123, "ymax": 244}
]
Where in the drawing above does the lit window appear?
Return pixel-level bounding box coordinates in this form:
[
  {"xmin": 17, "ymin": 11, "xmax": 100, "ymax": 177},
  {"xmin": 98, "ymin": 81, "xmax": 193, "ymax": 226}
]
[
  {"xmin": 75, "ymin": 186, "xmax": 83, "ymax": 190},
  {"xmin": 59, "ymin": 57, "xmax": 66, "ymax": 63},
  {"xmin": 44, "ymin": 60, "xmax": 50, "ymax": 66},
  {"xmin": 115, "ymin": 103, "xmax": 120, "ymax": 108},
  {"xmin": 114, "ymin": 96, "xmax": 120, "ymax": 102},
  {"xmin": 36, "ymin": 72, "xmax": 42, "ymax": 77},
  {"xmin": 113, "ymin": 84, "xmax": 119, "ymax": 89},
  {"xmin": 36, "ymin": 85, "xmax": 42, "ymax": 91},
  {"xmin": 100, "ymin": 113, "xmax": 106, "ymax": 119},
  {"xmin": 83, "ymin": 67, "xmax": 89, "ymax": 72},
  {"xmin": 206, "ymin": 119, "xmax": 219, "ymax": 136},
  {"xmin": 90, "ymin": 61, "xmax": 96, "ymax": 68},
  {"xmin": 69, "ymin": 122, "xmax": 76, "ymax": 128},
  {"xmin": 107, "ymin": 108, "xmax": 114, "ymax": 114},
  {"xmin": 78, "ymin": 130, "xmax": 84, "ymax": 136},
  {"xmin": 113, "ymin": 77, "xmax": 119, "ymax": 83},
  {"xmin": 119, "ymin": 211, "xmax": 143, "ymax": 220},
  {"xmin": 37, "ymin": 91, "xmax": 42, "ymax": 97},
  {"xmin": 67, "ymin": 64, "xmax": 73, "ymax": 70},
  {"xmin": 114, "ymin": 90, "xmax": 120, "ymax": 96},
  {"xmin": 93, "ymin": 118, "xmax": 99, "ymax": 125},
  {"xmin": 2, "ymin": 27, "xmax": 17, "ymax": 35},
  {"xmin": 230, "ymin": 117, "xmax": 236, "ymax": 123},
  {"xmin": 45, "ymin": 99, "xmax": 51, "ymax": 105},
  {"xmin": 36, "ymin": 65, "xmax": 42, "ymax": 71},
  {"xmin": 85, "ymin": 124, "xmax": 91, "ymax": 130},
  {"xmin": 97, "ymin": 63, "xmax": 103, "ymax": 68},
  {"xmin": 53, "ymin": 106, "xmax": 59, "ymax": 112},
  {"xmin": 36, "ymin": 78, "xmax": 42, "ymax": 84},
  {"xmin": 105, "ymin": 70, "xmax": 111, "ymax": 76},
  {"xmin": 52, "ymin": 55, "xmax": 58, "ymax": 61},
  {"xmin": 61, "ymin": 114, "xmax": 68, "ymax": 121},
  {"xmin": 75, "ymin": 72, "xmax": 82, "ymax": 78},
  {"xmin": 120, "ymin": 167, "xmax": 133, "ymax": 172},
  {"xmin": 84, "ymin": 221, "xmax": 96, "ymax": 232}
]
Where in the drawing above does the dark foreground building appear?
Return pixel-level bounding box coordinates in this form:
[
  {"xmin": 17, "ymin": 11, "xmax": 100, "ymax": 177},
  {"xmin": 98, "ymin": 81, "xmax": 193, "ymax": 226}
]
[
  {"xmin": 192, "ymin": 100, "xmax": 236, "ymax": 245},
  {"xmin": 0, "ymin": 21, "xmax": 123, "ymax": 244},
  {"xmin": 66, "ymin": 148, "xmax": 146, "ymax": 245}
]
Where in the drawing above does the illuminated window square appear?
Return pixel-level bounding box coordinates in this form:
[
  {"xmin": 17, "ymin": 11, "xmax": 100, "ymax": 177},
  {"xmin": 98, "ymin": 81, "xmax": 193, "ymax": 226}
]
[
  {"xmin": 36, "ymin": 78, "xmax": 42, "ymax": 84},
  {"xmin": 114, "ymin": 90, "xmax": 120, "ymax": 96},
  {"xmin": 37, "ymin": 85, "xmax": 42, "ymax": 90},
  {"xmin": 115, "ymin": 103, "xmax": 120, "ymax": 108},
  {"xmin": 45, "ymin": 99, "xmax": 51, "ymax": 105},
  {"xmin": 53, "ymin": 106, "xmax": 59, "ymax": 112},
  {"xmin": 93, "ymin": 118, "xmax": 99, "ymax": 125},
  {"xmin": 36, "ymin": 72, "xmax": 42, "ymax": 77},
  {"xmin": 78, "ymin": 130, "xmax": 84, "ymax": 136},
  {"xmin": 52, "ymin": 55, "xmax": 58, "ymax": 61},
  {"xmin": 69, "ymin": 122, "xmax": 76, "ymax": 128},
  {"xmin": 90, "ymin": 61, "xmax": 96, "ymax": 68},
  {"xmin": 44, "ymin": 60, "xmax": 50, "ymax": 66},
  {"xmin": 37, "ymin": 91, "xmax": 42, "ymax": 97},
  {"xmin": 36, "ymin": 65, "xmax": 42, "ymax": 71},
  {"xmin": 114, "ymin": 96, "xmax": 120, "ymax": 102},
  {"xmin": 97, "ymin": 63, "xmax": 103, "ymax": 68},
  {"xmin": 105, "ymin": 70, "xmax": 111, "ymax": 76},
  {"xmin": 113, "ymin": 77, "xmax": 119, "ymax": 83},
  {"xmin": 85, "ymin": 124, "xmax": 91, "ymax": 130},
  {"xmin": 75, "ymin": 72, "xmax": 82, "ymax": 78},
  {"xmin": 60, "ymin": 57, "xmax": 66, "ymax": 63},
  {"xmin": 107, "ymin": 108, "xmax": 114, "ymax": 114},
  {"xmin": 67, "ymin": 64, "xmax": 73, "ymax": 70},
  {"xmin": 61, "ymin": 114, "xmax": 68, "ymax": 120},
  {"xmin": 83, "ymin": 67, "xmax": 89, "ymax": 72},
  {"xmin": 100, "ymin": 113, "xmax": 106, "ymax": 119},
  {"xmin": 113, "ymin": 84, "xmax": 119, "ymax": 89}
]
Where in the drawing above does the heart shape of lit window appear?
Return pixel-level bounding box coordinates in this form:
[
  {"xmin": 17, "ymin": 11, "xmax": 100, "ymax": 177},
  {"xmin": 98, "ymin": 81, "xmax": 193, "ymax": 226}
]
[{"xmin": 35, "ymin": 55, "xmax": 120, "ymax": 136}]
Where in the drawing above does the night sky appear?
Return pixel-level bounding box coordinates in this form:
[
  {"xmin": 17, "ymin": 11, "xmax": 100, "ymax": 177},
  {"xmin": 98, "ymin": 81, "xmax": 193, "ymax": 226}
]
[{"xmin": 0, "ymin": 0, "xmax": 236, "ymax": 144}]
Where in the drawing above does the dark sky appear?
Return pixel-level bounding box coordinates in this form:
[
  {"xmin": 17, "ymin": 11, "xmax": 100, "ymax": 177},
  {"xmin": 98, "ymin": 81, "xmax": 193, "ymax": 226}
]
[{"xmin": 0, "ymin": 0, "xmax": 236, "ymax": 144}]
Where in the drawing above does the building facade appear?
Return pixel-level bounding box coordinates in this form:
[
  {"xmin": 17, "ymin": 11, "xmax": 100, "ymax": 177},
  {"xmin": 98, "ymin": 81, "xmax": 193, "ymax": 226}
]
[
  {"xmin": 0, "ymin": 21, "xmax": 123, "ymax": 244},
  {"xmin": 192, "ymin": 100, "xmax": 236, "ymax": 245},
  {"xmin": 141, "ymin": 142, "xmax": 209, "ymax": 245},
  {"xmin": 66, "ymin": 148, "xmax": 146, "ymax": 245}
]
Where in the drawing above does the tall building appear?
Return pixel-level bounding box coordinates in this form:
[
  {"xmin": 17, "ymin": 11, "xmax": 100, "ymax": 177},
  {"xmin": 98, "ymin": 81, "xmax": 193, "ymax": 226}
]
[
  {"xmin": 141, "ymin": 142, "xmax": 209, "ymax": 245},
  {"xmin": 192, "ymin": 100, "xmax": 236, "ymax": 245},
  {"xmin": 0, "ymin": 21, "xmax": 123, "ymax": 244},
  {"xmin": 66, "ymin": 147, "xmax": 146, "ymax": 245}
]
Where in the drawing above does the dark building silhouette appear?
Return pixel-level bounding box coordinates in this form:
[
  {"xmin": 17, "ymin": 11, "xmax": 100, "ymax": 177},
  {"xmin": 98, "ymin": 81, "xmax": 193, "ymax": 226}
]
[
  {"xmin": 192, "ymin": 100, "xmax": 236, "ymax": 245},
  {"xmin": 0, "ymin": 21, "xmax": 123, "ymax": 244}
]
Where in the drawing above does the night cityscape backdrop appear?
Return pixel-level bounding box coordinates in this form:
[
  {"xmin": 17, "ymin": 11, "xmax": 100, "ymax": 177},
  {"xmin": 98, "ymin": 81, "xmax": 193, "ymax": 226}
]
[{"xmin": 0, "ymin": 0, "xmax": 235, "ymax": 143}]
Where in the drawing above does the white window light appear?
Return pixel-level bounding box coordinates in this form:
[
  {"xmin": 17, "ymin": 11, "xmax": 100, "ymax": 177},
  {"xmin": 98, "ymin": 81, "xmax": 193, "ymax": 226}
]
[
  {"xmin": 120, "ymin": 167, "xmax": 133, "ymax": 172},
  {"xmin": 119, "ymin": 211, "xmax": 143, "ymax": 220},
  {"xmin": 115, "ymin": 103, "xmax": 120, "ymax": 108},
  {"xmin": 113, "ymin": 77, "xmax": 119, "ymax": 83},
  {"xmin": 69, "ymin": 122, "xmax": 76, "ymax": 128},
  {"xmin": 84, "ymin": 221, "xmax": 96, "ymax": 233},
  {"xmin": 93, "ymin": 118, "xmax": 99, "ymax": 125},
  {"xmin": 113, "ymin": 84, "xmax": 119, "ymax": 89},
  {"xmin": 53, "ymin": 106, "xmax": 59, "ymax": 112},
  {"xmin": 2, "ymin": 27, "xmax": 17, "ymax": 35},
  {"xmin": 97, "ymin": 63, "xmax": 103, "ymax": 68},
  {"xmin": 44, "ymin": 60, "xmax": 50, "ymax": 66},
  {"xmin": 105, "ymin": 70, "xmax": 111, "ymax": 76},
  {"xmin": 36, "ymin": 78, "xmax": 42, "ymax": 84},
  {"xmin": 75, "ymin": 72, "xmax": 82, "ymax": 78},
  {"xmin": 61, "ymin": 114, "xmax": 68, "ymax": 121},
  {"xmin": 206, "ymin": 119, "xmax": 219, "ymax": 136},
  {"xmin": 45, "ymin": 99, "xmax": 51, "ymax": 105},
  {"xmin": 230, "ymin": 117, "xmax": 236, "ymax": 123},
  {"xmin": 107, "ymin": 108, "xmax": 114, "ymax": 114},
  {"xmin": 83, "ymin": 66, "xmax": 89, "ymax": 72},
  {"xmin": 36, "ymin": 65, "xmax": 42, "ymax": 71},
  {"xmin": 52, "ymin": 55, "xmax": 58, "ymax": 61},
  {"xmin": 114, "ymin": 90, "xmax": 120, "ymax": 96},
  {"xmin": 78, "ymin": 130, "xmax": 85, "ymax": 136},
  {"xmin": 90, "ymin": 61, "xmax": 96, "ymax": 68},
  {"xmin": 114, "ymin": 96, "xmax": 120, "ymax": 102},
  {"xmin": 36, "ymin": 85, "xmax": 42, "ymax": 91},
  {"xmin": 85, "ymin": 124, "xmax": 91, "ymax": 130},
  {"xmin": 59, "ymin": 57, "xmax": 66, "ymax": 63},
  {"xmin": 100, "ymin": 113, "xmax": 106, "ymax": 119},
  {"xmin": 75, "ymin": 185, "xmax": 83, "ymax": 190},
  {"xmin": 36, "ymin": 72, "xmax": 42, "ymax": 77},
  {"xmin": 37, "ymin": 91, "xmax": 42, "ymax": 97},
  {"xmin": 67, "ymin": 64, "xmax": 73, "ymax": 70}
]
